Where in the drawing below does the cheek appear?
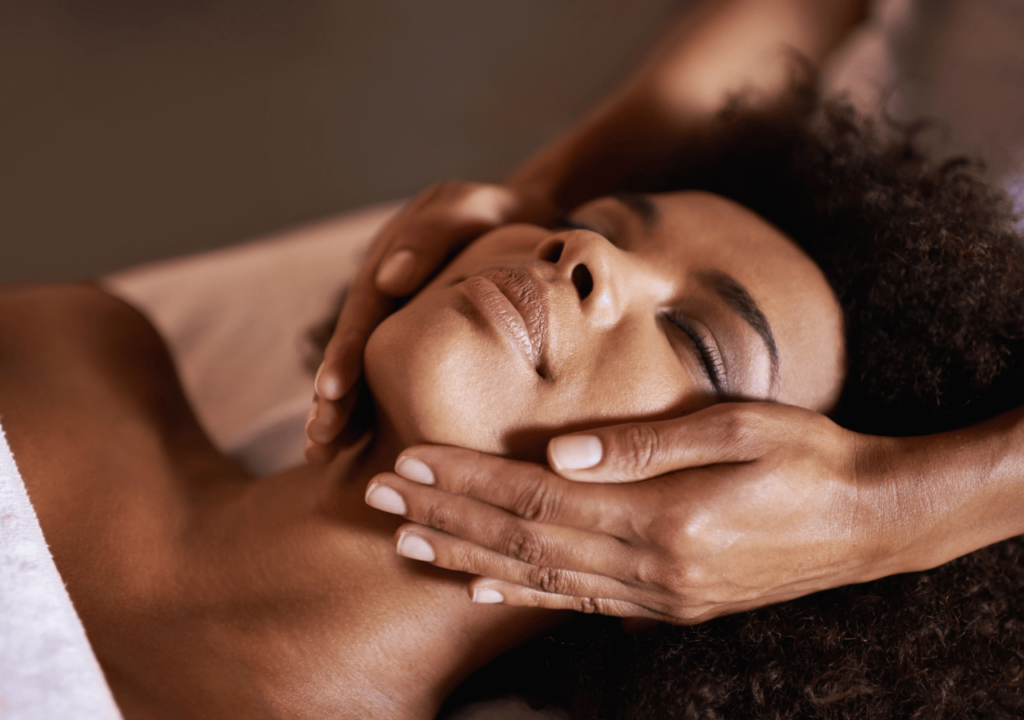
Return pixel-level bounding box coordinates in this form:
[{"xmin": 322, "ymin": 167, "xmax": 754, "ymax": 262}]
[
  {"xmin": 364, "ymin": 292, "xmax": 537, "ymax": 454},
  {"xmin": 534, "ymin": 330, "xmax": 710, "ymax": 431}
]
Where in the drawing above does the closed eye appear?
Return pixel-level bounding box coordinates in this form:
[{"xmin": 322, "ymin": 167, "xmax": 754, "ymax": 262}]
[
  {"xmin": 553, "ymin": 214, "xmax": 597, "ymax": 234},
  {"xmin": 664, "ymin": 311, "xmax": 726, "ymax": 394},
  {"xmin": 552, "ymin": 213, "xmax": 619, "ymax": 247}
]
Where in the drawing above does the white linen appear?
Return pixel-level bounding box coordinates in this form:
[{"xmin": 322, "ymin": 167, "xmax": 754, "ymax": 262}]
[{"xmin": 0, "ymin": 423, "xmax": 123, "ymax": 720}]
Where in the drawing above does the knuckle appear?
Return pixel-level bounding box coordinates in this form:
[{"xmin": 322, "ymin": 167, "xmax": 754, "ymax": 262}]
[
  {"xmin": 524, "ymin": 565, "xmax": 573, "ymax": 594},
  {"xmin": 661, "ymin": 561, "xmax": 710, "ymax": 603},
  {"xmin": 449, "ymin": 542, "xmax": 483, "ymax": 574},
  {"xmin": 502, "ymin": 526, "xmax": 547, "ymax": 565},
  {"xmin": 421, "ymin": 503, "xmax": 458, "ymax": 534},
  {"xmin": 671, "ymin": 563, "xmax": 704, "ymax": 593},
  {"xmin": 629, "ymin": 555, "xmax": 662, "ymax": 589},
  {"xmin": 618, "ymin": 425, "xmax": 662, "ymax": 476},
  {"xmin": 646, "ymin": 508, "xmax": 699, "ymax": 554},
  {"xmin": 717, "ymin": 406, "xmax": 765, "ymax": 452},
  {"xmin": 511, "ymin": 477, "xmax": 558, "ymax": 522},
  {"xmin": 526, "ymin": 565, "xmax": 573, "ymax": 595},
  {"xmin": 573, "ymin": 596, "xmax": 600, "ymax": 614}
]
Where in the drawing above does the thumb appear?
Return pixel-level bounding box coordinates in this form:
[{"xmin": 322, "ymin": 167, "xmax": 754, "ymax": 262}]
[{"xmin": 547, "ymin": 405, "xmax": 767, "ymax": 482}]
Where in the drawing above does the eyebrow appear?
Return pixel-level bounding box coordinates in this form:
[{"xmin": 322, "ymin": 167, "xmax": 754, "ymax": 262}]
[
  {"xmin": 697, "ymin": 269, "xmax": 780, "ymax": 392},
  {"xmin": 611, "ymin": 193, "xmax": 780, "ymax": 391}
]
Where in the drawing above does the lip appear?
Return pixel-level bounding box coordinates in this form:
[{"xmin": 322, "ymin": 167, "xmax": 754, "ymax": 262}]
[{"xmin": 461, "ymin": 267, "xmax": 550, "ymax": 376}]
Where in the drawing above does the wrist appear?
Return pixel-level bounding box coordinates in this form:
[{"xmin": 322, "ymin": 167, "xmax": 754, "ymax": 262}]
[
  {"xmin": 857, "ymin": 413, "xmax": 1024, "ymax": 579},
  {"xmin": 841, "ymin": 434, "xmax": 923, "ymax": 582}
]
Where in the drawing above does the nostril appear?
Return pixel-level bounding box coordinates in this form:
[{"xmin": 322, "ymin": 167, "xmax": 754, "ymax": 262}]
[
  {"xmin": 571, "ymin": 264, "xmax": 593, "ymax": 301},
  {"xmin": 543, "ymin": 241, "xmax": 565, "ymax": 263}
]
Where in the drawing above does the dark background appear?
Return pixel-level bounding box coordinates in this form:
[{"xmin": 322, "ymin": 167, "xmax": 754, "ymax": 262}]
[{"xmin": 1, "ymin": 0, "xmax": 679, "ymax": 282}]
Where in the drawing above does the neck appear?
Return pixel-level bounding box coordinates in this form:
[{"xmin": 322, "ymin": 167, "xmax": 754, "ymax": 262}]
[{"xmin": 112, "ymin": 414, "xmax": 560, "ymax": 720}]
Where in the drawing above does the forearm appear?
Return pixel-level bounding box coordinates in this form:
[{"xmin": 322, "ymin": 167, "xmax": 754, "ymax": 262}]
[
  {"xmin": 867, "ymin": 407, "xmax": 1024, "ymax": 577},
  {"xmin": 511, "ymin": 0, "xmax": 869, "ymax": 208}
]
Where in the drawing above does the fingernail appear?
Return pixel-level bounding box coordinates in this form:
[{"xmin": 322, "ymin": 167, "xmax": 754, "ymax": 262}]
[
  {"xmin": 304, "ymin": 402, "xmax": 319, "ymax": 433},
  {"xmin": 396, "ymin": 532, "xmax": 435, "ymax": 562},
  {"xmin": 315, "ymin": 366, "xmax": 341, "ymax": 401},
  {"xmin": 365, "ymin": 483, "xmax": 407, "ymax": 515},
  {"xmin": 549, "ymin": 435, "xmax": 602, "ymax": 471},
  {"xmin": 395, "ymin": 456, "xmax": 435, "ymax": 485},
  {"xmin": 472, "ymin": 587, "xmax": 505, "ymax": 604},
  {"xmin": 376, "ymin": 249, "xmax": 416, "ymax": 289}
]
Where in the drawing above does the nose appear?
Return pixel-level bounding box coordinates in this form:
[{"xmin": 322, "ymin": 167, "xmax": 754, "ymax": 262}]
[{"xmin": 536, "ymin": 230, "xmax": 622, "ymax": 327}]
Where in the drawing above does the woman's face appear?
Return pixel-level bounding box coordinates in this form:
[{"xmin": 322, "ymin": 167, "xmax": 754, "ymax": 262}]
[{"xmin": 365, "ymin": 190, "xmax": 845, "ymax": 459}]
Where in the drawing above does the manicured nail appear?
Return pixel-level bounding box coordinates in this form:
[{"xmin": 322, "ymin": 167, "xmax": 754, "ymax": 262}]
[
  {"xmin": 395, "ymin": 456, "xmax": 435, "ymax": 485},
  {"xmin": 365, "ymin": 483, "xmax": 407, "ymax": 515},
  {"xmin": 376, "ymin": 249, "xmax": 416, "ymax": 289},
  {"xmin": 304, "ymin": 402, "xmax": 319, "ymax": 433},
  {"xmin": 315, "ymin": 365, "xmax": 341, "ymax": 401},
  {"xmin": 549, "ymin": 435, "xmax": 602, "ymax": 471},
  {"xmin": 396, "ymin": 532, "xmax": 435, "ymax": 562},
  {"xmin": 472, "ymin": 587, "xmax": 505, "ymax": 604}
]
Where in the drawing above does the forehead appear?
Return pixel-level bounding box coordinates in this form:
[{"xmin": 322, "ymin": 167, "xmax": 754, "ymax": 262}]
[{"xmin": 646, "ymin": 191, "xmax": 845, "ymax": 411}]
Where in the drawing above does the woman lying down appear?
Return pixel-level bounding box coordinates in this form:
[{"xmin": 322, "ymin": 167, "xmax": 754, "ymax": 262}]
[{"xmin": 3, "ymin": 93, "xmax": 1024, "ymax": 719}]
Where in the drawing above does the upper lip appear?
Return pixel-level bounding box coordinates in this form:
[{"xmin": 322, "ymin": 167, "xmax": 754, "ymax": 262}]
[{"xmin": 479, "ymin": 266, "xmax": 551, "ymax": 376}]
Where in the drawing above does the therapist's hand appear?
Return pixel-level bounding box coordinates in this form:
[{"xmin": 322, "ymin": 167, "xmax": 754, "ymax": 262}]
[
  {"xmin": 364, "ymin": 402, "xmax": 918, "ymax": 624},
  {"xmin": 305, "ymin": 180, "xmax": 553, "ymax": 462}
]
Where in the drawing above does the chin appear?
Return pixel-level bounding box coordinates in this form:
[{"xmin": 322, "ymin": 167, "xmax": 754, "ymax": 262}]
[{"xmin": 363, "ymin": 304, "xmax": 532, "ymax": 456}]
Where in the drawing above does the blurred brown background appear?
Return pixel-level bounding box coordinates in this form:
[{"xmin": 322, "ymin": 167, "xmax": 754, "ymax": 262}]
[{"xmin": 0, "ymin": 0, "xmax": 679, "ymax": 282}]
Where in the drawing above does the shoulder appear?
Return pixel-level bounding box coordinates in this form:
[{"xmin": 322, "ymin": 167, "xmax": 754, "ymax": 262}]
[
  {"xmin": 0, "ymin": 282, "xmax": 161, "ymax": 362},
  {"xmin": 0, "ymin": 282, "xmax": 228, "ymax": 536},
  {"xmin": 0, "ymin": 283, "xmax": 196, "ymax": 442}
]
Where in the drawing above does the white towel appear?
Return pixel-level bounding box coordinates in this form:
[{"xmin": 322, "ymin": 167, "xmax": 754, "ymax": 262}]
[{"xmin": 0, "ymin": 422, "xmax": 123, "ymax": 720}]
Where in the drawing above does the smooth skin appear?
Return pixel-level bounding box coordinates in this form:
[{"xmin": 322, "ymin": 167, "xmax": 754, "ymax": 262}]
[
  {"xmin": 0, "ymin": 189, "xmax": 847, "ymax": 715},
  {"xmin": 365, "ymin": 191, "xmax": 843, "ymax": 459},
  {"xmin": 308, "ymin": 0, "xmax": 1024, "ymax": 624},
  {"xmin": 0, "ymin": 285, "xmax": 559, "ymax": 719}
]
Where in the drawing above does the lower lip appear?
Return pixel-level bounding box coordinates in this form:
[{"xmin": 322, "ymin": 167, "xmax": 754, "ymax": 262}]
[{"xmin": 461, "ymin": 277, "xmax": 537, "ymax": 367}]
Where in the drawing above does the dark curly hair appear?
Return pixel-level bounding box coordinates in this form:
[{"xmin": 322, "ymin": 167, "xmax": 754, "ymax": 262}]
[{"xmin": 442, "ymin": 88, "xmax": 1024, "ymax": 719}]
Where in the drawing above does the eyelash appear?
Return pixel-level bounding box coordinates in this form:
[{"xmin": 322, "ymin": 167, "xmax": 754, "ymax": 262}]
[
  {"xmin": 664, "ymin": 312, "xmax": 726, "ymax": 391},
  {"xmin": 553, "ymin": 213, "xmax": 620, "ymax": 247},
  {"xmin": 553, "ymin": 214, "xmax": 595, "ymax": 233},
  {"xmin": 556, "ymin": 214, "xmax": 723, "ymax": 390}
]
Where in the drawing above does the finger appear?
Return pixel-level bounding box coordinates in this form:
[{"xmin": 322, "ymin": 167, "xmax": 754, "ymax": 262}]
[
  {"xmin": 304, "ymin": 387, "xmax": 364, "ymax": 463},
  {"xmin": 366, "ymin": 474, "xmax": 640, "ymax": 577},
  {"xmin": 466, "ymin": 577, "xmax": 666, "ymax": 620},
  {"xmin": 546, "ymin": 402, "xmax": 773, "ymax": 482},
  {"xmin": 373, "ymin": 183, "xmax": 524, "ymax": 296},
  {"xmin": 393, "ymin": 523, "xmax": 644, "ymax": 605},
  {"xmin": 392, "ymin": 446, "xmax": 641, "ymax": 537},
  {"xmin": 314, "ymin": 194, "xmax": 420, "ymax": 401},
  {"xmin": 315, "ymin": 272, "xmax": 394, "ymax": 402},
  {"xmin": 307, "ymin": 371, "xmax": 364, "ymax": 446},
  {"xmin": 305, "ymin": 395, "xmax": 340, "ymax": 446},
  {"xmin": 315, "ymin": 183, "xmax": 525, "ymax": 402}
]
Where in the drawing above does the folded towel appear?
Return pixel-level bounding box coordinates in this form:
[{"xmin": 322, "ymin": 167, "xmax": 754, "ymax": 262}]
[{"xmin": 0, "ymin": 422, "xmax": 123, "ymax": 720}]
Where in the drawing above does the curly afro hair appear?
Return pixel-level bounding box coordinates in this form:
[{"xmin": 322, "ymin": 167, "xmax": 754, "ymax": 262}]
[
  {"xmin": 622, "ymin": 85, "xmax": 1024, "ymax": 437},
  {"xmin": 443, "ymin": 88, "xmax": 1024, "ymax": 719}
]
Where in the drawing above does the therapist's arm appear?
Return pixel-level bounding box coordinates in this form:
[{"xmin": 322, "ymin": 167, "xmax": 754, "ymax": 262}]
[
  {"xmin": 508, "ymin": 0, "xmax": 869, "ymax": 211},
  {"xmin": 363, "ymin": 403, "xmax": 1024, "ymax": 623},
  {"xmin": 306, "ymin": 0, "xmax": 870, "ymax": 450}
]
